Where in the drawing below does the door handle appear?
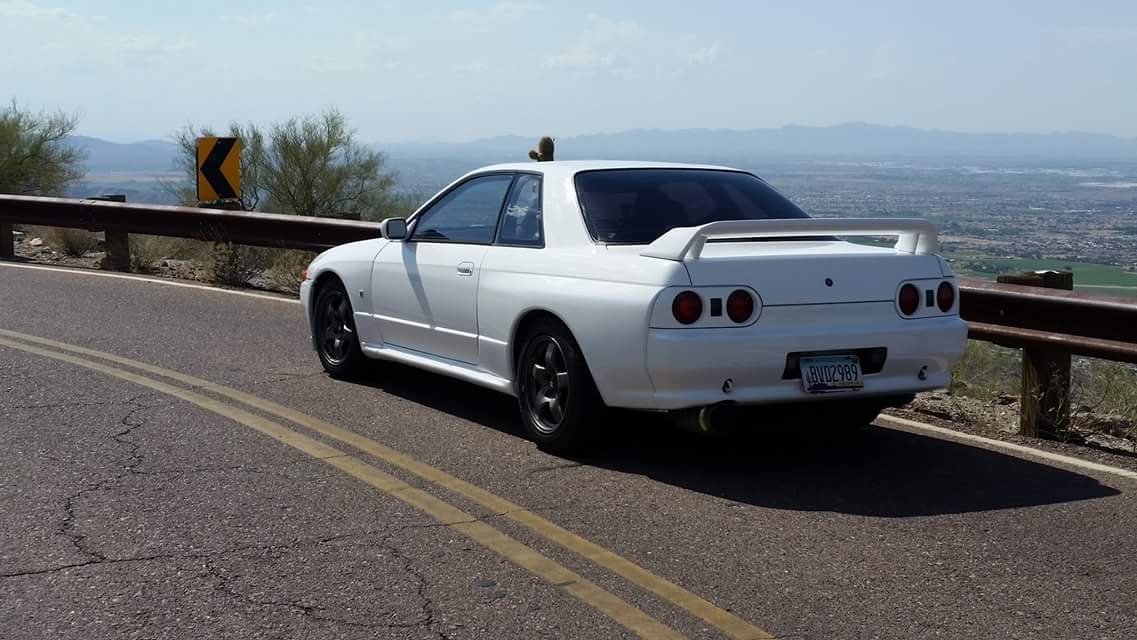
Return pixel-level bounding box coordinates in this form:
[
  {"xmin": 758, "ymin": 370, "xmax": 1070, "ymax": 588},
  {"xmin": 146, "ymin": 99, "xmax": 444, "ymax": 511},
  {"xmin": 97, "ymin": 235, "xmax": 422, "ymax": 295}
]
[{"xmin": 456, "ymin": 261, "xmax": 474, "ymax": 276}]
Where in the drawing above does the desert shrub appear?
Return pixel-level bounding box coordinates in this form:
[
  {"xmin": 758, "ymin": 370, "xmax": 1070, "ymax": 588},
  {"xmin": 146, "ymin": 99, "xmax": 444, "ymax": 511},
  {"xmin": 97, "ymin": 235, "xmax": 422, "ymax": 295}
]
[
  {"xmin": 42, "ymin": 227, "xmax": 98, "ymax": 256},
  {"xmin": 264, "ymin": 248, "xmax": 317, "ymax": 294},
  {"xmin": 205, "ymin": 242, "xmax": 273, "ymax": 286},
  {"xmin": 1071, "ymin": 359, "xmax": 1137, "ymax": 442},
  {"xmin": 129, "ymin": 235, "xmax": 205, "ymax": 272}
]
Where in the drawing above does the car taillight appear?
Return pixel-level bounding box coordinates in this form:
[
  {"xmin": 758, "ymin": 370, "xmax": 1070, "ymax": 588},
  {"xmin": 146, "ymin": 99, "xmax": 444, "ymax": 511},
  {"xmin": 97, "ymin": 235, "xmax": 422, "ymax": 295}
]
[
  {"xmin": 726, "ymin": 290, "xmax": 753, "ymax": 323},
  {"xmin": 937, "ymin": 281, "xmax": 955, "ymax": 312},
  {"xmin": 672, "ymin": 291, "xmax": 702, "ymax": 325},
  {"xmin": 898, "ymin": 283, "xmax": 920, "ymax": 316}
]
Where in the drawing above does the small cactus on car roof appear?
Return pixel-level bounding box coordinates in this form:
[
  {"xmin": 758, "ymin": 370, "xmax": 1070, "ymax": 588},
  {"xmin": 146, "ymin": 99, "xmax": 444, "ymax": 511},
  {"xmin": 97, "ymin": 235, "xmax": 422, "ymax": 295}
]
[{"xmin": 528, "ymin": 136, "xmax": 555, "ymax": 161}]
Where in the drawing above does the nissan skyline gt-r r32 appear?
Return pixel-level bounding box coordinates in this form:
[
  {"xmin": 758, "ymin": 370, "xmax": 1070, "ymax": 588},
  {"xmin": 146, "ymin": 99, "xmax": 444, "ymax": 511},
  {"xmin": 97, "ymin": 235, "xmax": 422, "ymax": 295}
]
[{"xmin": 300, "ymin": 161, "xmax": 968, "ymax": 452}]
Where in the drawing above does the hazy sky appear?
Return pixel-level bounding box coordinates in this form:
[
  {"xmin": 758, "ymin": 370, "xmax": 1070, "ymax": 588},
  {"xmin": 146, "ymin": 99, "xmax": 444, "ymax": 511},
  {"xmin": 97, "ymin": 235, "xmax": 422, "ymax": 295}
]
[{"xmin": 4, "ymin": 0, "xmax": 1136, "ymax": 142}]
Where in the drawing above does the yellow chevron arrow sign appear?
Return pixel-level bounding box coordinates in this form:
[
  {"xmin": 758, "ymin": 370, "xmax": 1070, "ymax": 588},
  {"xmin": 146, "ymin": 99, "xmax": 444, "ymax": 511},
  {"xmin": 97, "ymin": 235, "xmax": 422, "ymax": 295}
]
[{"xmin": 196, "ymin": 137, "xmax": 241, "ymax": 203}]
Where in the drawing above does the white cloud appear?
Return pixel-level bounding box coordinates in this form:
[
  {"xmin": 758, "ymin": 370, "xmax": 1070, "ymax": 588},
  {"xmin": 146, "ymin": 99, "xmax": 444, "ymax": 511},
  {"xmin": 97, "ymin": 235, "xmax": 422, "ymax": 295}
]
[
  {"xmin": 0, "ymin": 0, "xmax": 79, "ymax": 20},
  {"xmin": 219, "ymin": 12, "xmax": 280, "ymax": 27},
  {"xmin": 112, "ymin": 35, "xmax": 197, "ymax": 55},
  {"xmin": 304, "ymin": 33, "xmax": 404, "ymax": 74},
  {"xmin": 686, "ymin": 42, "xmax": 721, "ymax": 66},
  {"xmin": 584, "ymin": 14, "xmax": 644, "ymax": 42},
  {"xmin": 449, "ymin": 1, "xmax": 541, "ymax": 32},
  {"xmin": 544, "ymin": 45, "xmax": 627, "ymax": 72},
  {"xmin": 545, "ymin": 17, "xmax": 722, "ymax": 78},
  {"xmin": 543, "ymin": 14, "xmax": 643, "ymax": 75}
]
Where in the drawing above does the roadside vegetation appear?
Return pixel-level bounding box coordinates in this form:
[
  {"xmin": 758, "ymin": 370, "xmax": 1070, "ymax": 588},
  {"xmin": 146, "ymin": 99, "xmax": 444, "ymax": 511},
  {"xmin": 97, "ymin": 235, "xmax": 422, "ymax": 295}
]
[
  {"xmin": 946, "ymin": 340, "xmax": 1137, "ymax": 449},
  {"xmin": 154, "ymin": 108, "xmax": 404, "ymax": 290},
  {"xmin": 5, "ymin": 100, "xmax": 421, "ymax": 293},
  {"xmin": 0, "ymin": 99, "xmax": 84, "ymax": 195}
]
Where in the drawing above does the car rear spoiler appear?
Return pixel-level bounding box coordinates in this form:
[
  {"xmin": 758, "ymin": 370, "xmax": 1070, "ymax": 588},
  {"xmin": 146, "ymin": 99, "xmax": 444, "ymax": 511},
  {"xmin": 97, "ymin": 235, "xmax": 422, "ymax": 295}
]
[{"xmin": 639, "ymin": 218, "xmax": 940, "ymax": 261}]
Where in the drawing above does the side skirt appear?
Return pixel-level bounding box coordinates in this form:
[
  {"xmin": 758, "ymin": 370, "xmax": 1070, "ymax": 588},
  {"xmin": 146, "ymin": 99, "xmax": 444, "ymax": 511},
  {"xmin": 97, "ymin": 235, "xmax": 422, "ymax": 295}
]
[{"xmin": 360, "ymin": 341, "xmax": 516, "ymax": 397}]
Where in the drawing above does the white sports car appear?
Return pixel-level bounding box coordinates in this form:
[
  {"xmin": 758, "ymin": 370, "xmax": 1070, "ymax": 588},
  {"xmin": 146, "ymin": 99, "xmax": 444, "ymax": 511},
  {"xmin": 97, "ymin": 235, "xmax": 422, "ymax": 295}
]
[{"xmin": 300, "ymin": 161, "xmax": 967, "ymax": 451}]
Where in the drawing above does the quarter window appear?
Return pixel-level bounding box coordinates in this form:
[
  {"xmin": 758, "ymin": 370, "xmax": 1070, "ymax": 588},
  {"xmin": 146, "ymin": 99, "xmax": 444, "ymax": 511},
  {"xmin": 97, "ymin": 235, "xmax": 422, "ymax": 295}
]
[
  {"xmin": 496, "ymin": 174, "xmax": 543, "ymax": 246},
  {"xmin": 411, "ymin": 174, "xmax": 514, "ymax": 244}
]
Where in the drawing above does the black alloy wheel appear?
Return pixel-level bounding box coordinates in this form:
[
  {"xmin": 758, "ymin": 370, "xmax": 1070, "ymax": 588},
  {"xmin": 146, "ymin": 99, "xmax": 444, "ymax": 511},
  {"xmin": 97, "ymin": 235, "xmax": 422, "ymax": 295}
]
[
  {"xmin": 516, "ymin": 319, "xmax": 604, "ymax": 453},
  {"xmin": 314, "ymin": 281, "xmax": 367, "ymax": 378}
]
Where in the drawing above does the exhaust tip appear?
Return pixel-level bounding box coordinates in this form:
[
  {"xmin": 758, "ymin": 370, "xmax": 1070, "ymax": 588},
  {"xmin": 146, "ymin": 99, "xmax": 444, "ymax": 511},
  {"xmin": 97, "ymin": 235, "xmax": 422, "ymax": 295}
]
[
  {"xmin": 670, "ymin": 402, "xmax": 740, "ymax": 435},
  {"xmin": 698, "ymin": 401, "xmax": 737, "ymax": 433}
]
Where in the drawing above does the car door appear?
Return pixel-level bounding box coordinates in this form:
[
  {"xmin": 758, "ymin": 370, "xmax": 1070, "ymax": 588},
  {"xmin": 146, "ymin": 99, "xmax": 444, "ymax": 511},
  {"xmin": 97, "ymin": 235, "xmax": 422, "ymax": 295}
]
[{"xmin": 370, "ymin": 173, "xmax": 515, "ymax": 364}]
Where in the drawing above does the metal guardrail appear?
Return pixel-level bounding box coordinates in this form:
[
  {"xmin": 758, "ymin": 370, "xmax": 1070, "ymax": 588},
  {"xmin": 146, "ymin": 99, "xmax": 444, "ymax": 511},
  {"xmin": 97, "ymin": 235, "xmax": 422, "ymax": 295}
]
[
  {"xmin": 959, "ymin": 277, "xmax": 1137, "ymax": 364},
  {"xmin": 0, "ymin": 194, "xmax": 381, "ymax": 253},
  {"xmin": 2, "ymin": 193, "xmax": 1135, "ymax": 438}
]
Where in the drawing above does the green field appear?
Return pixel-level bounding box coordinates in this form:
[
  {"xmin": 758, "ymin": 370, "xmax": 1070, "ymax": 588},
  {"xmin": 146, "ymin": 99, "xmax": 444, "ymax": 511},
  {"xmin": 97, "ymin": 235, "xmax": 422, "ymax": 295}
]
[{"xmin": 948, "ymin": 255, "xmax": 1137, "ymax": 298}]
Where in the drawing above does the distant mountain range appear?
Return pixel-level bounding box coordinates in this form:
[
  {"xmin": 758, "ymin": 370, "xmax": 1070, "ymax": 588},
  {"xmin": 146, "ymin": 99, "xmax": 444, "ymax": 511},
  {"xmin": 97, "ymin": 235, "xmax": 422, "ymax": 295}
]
[
  {"xmin": 380, "ymin": 124, "xmax": 1137, "ymax": 162},
  {"xmin": 70, "ymin": 123, "xmax": 1137, "ymax": 173},
  {"xmin": 68, "ymin": 135, "xmax": 182, "ymax": 173}
]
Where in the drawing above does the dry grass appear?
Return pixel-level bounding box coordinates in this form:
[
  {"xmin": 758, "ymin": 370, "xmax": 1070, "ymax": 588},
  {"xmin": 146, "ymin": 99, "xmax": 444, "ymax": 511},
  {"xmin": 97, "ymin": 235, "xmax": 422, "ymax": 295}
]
[
  {"xmin": 204, "ymin": 242, "xmax": 274, "ymax": 286},
  {"xmin": 264, "ymin": 248, "xmax": 317, "ymax": 294},
  {"xmin": 950, "ymin": 340, "xmax": 1021, "ymax": 400},
  {"xmin": 1071, "ymin": 359, "xmax": 1137, "ymax": 443},
  {"xmin": 28, "ymin": 226, "xmax": 99, "ymax": 256},
  {"xmin": 129, "ymin": 235, "xmax": 206, "ymax": 272},
  {"xmin": 950, "ymin": 339, "xmax": 1137, "ymax": 445}
]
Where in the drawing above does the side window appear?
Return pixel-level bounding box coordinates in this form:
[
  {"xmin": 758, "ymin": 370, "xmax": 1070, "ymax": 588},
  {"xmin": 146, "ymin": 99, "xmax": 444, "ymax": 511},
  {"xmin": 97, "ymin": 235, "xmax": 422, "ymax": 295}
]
[
  {"xmin": 411, "ymin": 174, "xmax": 514, "ymax": 244},
  {"xmin": 496, "ymin": 174, "xmax": 543, "ymax": 246}
]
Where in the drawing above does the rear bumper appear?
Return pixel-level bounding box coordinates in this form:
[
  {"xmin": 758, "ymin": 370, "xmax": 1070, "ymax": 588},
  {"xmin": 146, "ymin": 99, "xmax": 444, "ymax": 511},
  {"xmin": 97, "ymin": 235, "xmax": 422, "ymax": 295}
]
[{"xmin": 610, "ymin": 302, "xmax": 967, "ymax": 411}]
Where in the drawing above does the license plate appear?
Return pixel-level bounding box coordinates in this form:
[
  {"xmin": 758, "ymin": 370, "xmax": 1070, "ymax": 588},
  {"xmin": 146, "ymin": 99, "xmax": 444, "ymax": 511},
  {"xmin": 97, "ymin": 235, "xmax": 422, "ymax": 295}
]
[{"xmin": 799, "ymin": 355, "xmax": 863, "ymax": 393}]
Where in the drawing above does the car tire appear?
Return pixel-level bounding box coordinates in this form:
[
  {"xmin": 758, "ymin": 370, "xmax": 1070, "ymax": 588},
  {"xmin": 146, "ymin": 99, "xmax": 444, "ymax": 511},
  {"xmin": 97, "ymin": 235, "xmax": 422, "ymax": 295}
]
[
  {"xmin": 516, "ymin": 319, "xmax": 605, "ymax": 454},
  {"xmin": 313, "ymin": 279, "xmax": 368, "ymax": 379}
]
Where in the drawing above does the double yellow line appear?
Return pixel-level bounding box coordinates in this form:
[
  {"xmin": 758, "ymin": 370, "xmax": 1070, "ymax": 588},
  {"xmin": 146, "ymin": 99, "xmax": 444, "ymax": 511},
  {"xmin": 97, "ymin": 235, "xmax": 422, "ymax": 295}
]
[{"xmin": 0, "ymin": 329, "xmax": 776, "ymax": 640}]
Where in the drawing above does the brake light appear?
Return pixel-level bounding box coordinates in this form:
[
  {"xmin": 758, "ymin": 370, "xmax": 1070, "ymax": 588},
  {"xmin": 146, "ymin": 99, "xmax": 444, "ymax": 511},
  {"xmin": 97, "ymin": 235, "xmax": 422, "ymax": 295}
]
[
  {"xmin": 898, "ymin": 284, "xmax": 920, "ymax": 316},
  {"xmin": 672, "ymin": 291, "xmax": 702, "ymax": 325},
  {"xmin": 937, "ymin": 281, "xmax": 955, "ymax": 312},
  {"xmin": 726, "ymin": 290, "xmax": 754, "ymax": 323}
]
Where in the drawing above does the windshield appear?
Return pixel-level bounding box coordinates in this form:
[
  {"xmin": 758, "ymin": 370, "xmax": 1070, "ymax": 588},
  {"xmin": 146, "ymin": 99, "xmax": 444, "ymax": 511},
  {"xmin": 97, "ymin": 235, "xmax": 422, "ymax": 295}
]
[{"xmin": 574, "ymin": 169, "xmax": 811, "ymax": 244}]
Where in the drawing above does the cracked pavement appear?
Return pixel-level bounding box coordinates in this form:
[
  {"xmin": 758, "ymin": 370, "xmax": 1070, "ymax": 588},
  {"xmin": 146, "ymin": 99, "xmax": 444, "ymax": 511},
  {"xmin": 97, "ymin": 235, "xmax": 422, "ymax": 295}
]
[
  {"xmin": 2, "ymin": 265, "xmax": 1137, "ymax": 639},
  {"xmin": 0, "ymin": 352, "xmax": 621, "ymax": 639}
]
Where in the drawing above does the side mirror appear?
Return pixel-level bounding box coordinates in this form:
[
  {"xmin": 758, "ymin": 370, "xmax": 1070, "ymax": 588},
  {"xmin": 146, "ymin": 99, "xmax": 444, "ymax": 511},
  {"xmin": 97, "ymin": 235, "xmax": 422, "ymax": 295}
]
[{"xmin": 379, "ymin": 217, "xmax": 408, "ymax": 240}]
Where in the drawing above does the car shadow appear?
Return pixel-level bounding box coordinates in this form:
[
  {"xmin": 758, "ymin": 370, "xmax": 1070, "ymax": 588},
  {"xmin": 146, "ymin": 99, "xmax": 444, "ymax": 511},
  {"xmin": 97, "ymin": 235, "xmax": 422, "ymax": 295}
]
[{"xmin": 347, "ymin": 362, "xmax": 1123, "ymax": 518}]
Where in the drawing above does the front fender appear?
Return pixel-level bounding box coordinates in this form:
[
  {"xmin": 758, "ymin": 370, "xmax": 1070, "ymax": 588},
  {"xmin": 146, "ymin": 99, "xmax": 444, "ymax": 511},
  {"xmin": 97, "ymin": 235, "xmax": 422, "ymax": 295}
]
[{"xmin": 301, "ymin": 238, "xmax": 388, "ymax": 347}]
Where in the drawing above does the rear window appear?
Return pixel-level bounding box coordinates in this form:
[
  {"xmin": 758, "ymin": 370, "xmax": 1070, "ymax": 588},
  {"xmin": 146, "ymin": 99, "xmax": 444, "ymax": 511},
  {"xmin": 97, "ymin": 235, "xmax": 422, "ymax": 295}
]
[{"xmin": 574, "ymin": 169, "xmax": 811, "ymax": 244}]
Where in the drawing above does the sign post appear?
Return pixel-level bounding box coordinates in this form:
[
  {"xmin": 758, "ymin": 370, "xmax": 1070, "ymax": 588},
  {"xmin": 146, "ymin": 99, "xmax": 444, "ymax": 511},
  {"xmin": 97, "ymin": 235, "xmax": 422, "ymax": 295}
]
[{"xmin": 196, "ymin": 137, "xmax": 241, "ymax": 207}]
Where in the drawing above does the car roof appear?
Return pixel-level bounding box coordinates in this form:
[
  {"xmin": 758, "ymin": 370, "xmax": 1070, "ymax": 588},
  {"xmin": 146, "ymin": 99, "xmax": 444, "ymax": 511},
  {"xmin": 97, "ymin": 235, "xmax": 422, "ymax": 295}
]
[{"xmin": 470, "ymin": 160, "xmax": 746, "ymax": 180}]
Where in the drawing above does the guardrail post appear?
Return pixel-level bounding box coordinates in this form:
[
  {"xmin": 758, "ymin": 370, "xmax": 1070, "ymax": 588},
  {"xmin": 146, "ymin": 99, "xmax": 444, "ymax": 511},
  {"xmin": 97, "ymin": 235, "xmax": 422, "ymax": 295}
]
[
  {"xmin": 996, "ymin": 270, "xmax": 1075, "ymax": 438},
  {"xmin": 0, "ymin": 223, "xmax": 13, "ymax": 260},
  {"xmin": 93, "ymin": 194, "xmax": 130, "ymax": 271}
]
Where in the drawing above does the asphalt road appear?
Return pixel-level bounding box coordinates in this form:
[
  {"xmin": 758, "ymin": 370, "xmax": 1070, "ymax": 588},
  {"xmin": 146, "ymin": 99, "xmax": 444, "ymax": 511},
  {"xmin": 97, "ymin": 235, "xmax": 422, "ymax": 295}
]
[{"xmin": 2, "ymin": 262, "xmax": 1135, "ymax": 640}]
